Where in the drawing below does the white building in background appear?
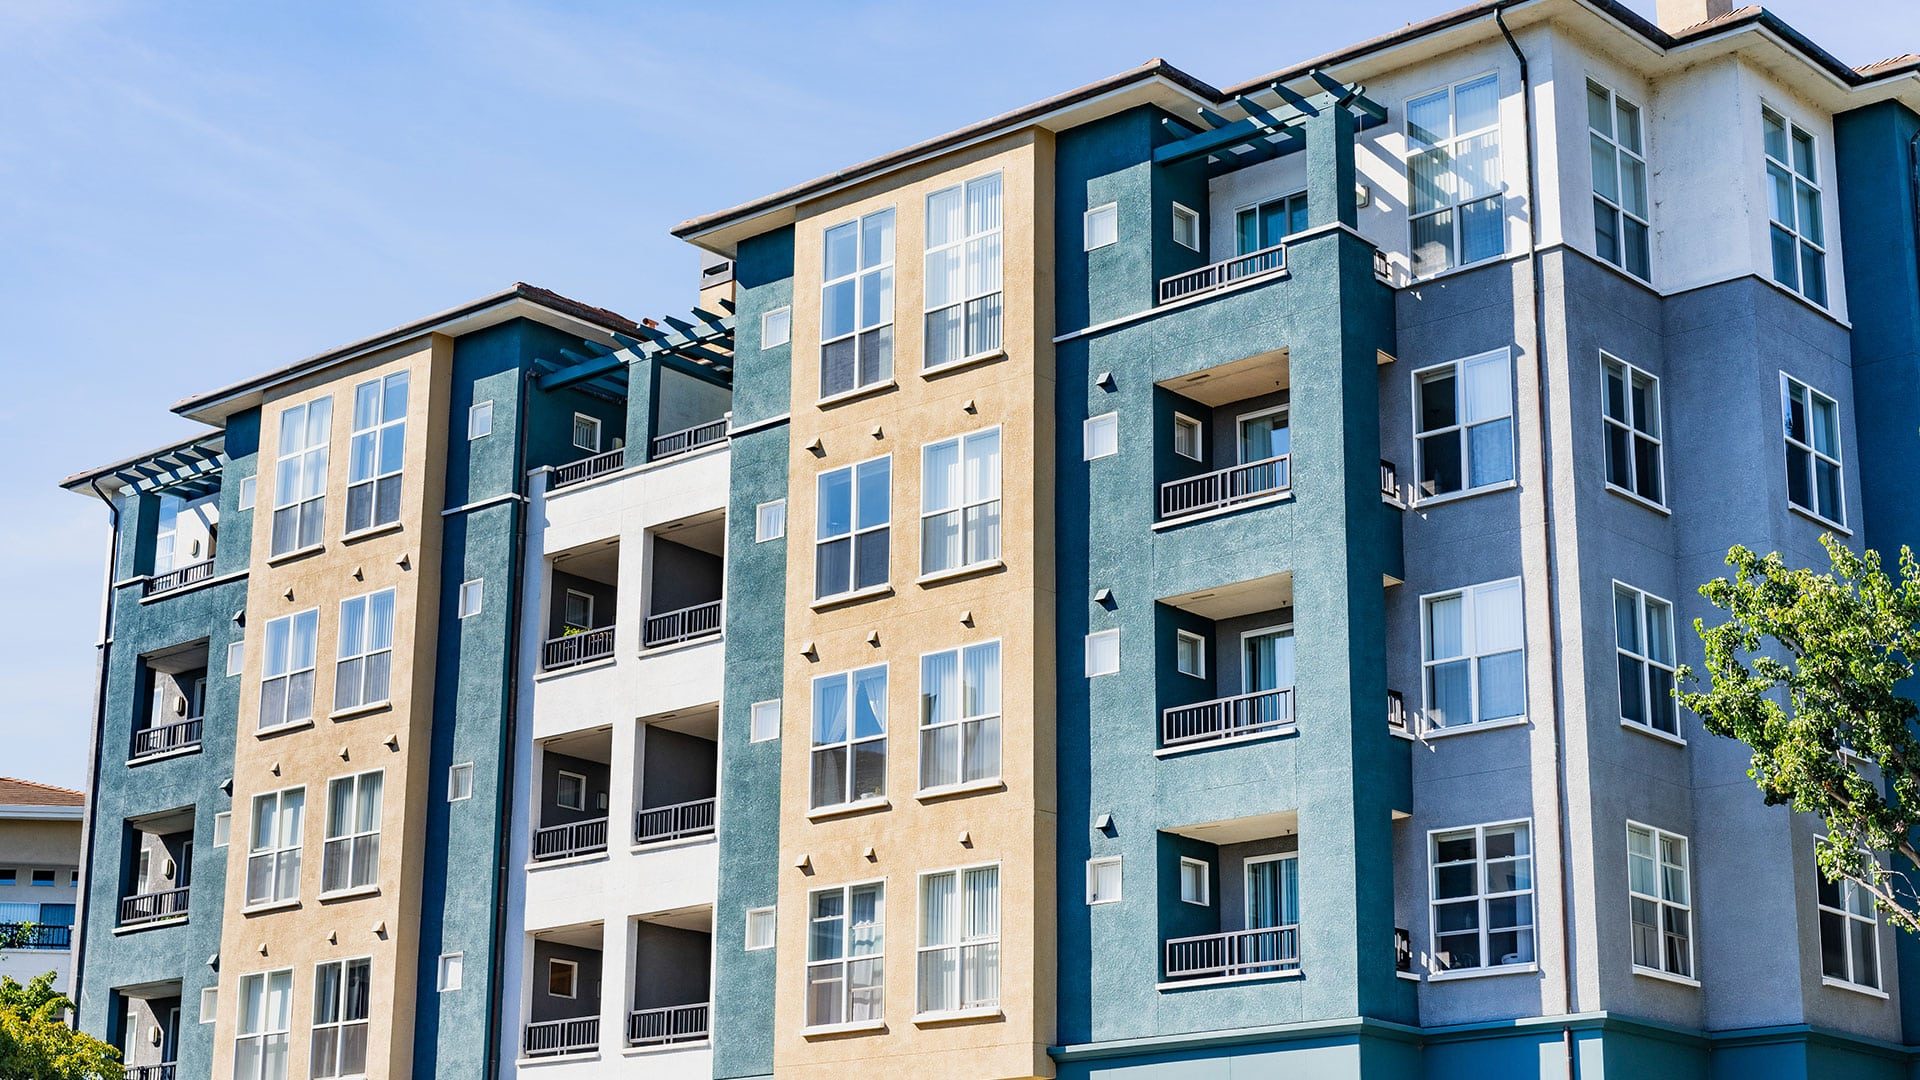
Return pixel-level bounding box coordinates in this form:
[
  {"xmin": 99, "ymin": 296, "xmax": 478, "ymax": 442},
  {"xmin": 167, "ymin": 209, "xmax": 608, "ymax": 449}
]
[{"xmin": 0, "ymin": 777, "xmax": 85, "ymax": 992}]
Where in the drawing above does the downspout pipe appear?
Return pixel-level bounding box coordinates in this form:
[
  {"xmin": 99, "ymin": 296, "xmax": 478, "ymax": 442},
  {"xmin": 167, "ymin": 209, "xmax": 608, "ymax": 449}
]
[
  {"xmin": 1495, "ymin": 8, "xmax": 1578, "ymax": 1079},
  {"xmin": 70, "ymin": 478, "xmax": 123, "ymax": 1023}
]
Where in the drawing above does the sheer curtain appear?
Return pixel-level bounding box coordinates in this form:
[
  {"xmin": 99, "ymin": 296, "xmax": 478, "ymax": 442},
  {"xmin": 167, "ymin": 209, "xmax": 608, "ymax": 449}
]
[{"xmin": 920, "ymin": 651, "xmax": 959, "ymax": 789}]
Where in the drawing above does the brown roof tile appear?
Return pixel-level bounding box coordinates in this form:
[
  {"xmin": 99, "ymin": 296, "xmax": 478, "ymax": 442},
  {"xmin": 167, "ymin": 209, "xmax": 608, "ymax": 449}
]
[{"xmin": 0, "ymin": 778, "xmax": 84, "ymax": 807}]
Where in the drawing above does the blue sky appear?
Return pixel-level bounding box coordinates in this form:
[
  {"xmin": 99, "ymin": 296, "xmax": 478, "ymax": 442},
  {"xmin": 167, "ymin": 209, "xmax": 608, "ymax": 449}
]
[{"xmin": 0, "ymin": 0, "xmax": 1908, "ymax": 789}]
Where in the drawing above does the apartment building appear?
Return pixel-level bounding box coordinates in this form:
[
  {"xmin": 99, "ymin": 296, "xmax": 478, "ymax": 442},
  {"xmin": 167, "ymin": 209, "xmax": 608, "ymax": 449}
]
[{"xmin": 0, "ymin": 778, "xmax": 84, "ymax": 992}]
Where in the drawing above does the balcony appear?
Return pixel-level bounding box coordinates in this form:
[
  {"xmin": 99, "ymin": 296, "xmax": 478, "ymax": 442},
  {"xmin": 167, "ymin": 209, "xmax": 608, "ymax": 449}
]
[
  {"xmin": 1380, "ymin": 459, "xmax": 1405, "ymax": 508},
  {"xmin": 629, "ymin": 908, "xmax": 712, "ymax": 1049},
  {"xmin": 628, "ymin": 1002, "xmax": 708, "ymax": 1047},
  {"xmin": 641, "ymin": 512, "xmax": 726, "ymax": 650},
  {"xmin": 117, "ymin": 809, "xmax": 192, "ymax": 928},
  {"xmin": 131, "ymin": 718, "xmax": 202, "ymax": 761},
  {"xmin": 642, "ymin": 600, "xmax": 722, "ymax": 649},
  {"xmin": 542, "ymin": 628, "xmax": 615, "ymax": 671},
  {"xmin": 633, "ymin": 710, "xmax": 718, "ymax": 846},
  {"xmin": 1159, "ymin": 455, "xmax": 1290, "ymax": 520},
  {"xmin": 1158, "ymin": 242, "xmax": 1287, "ymax": 305},
  {"xmin": 0, "ymin": 923, "xmax": 71, "ymax": 949},
  {"xmin": 133, "ymin": 645, "xmax": 207, "ymax": 761},
  {"xmin": 1158, "ymin": 811, "xmax": 1302, "ymax": 988},
  {"xmin": 142, "ymin": 483, "xmax": 220, "ymax": 598},
  {"xmin": 524, "ymin": 1016, "xmax": 598, "ymax": 1058},
  {"xmin": 524, "ymin": 924, "xmax": 603, "ymax": 1059},
  {"xmin": 635, "ymin": 798, "xmax": 715, "ymax": 845},
  {"xmin": 1162, "ymin": 688, "xmax": 1294, "ymax": 749},
  {"xmin": 117, "ymin": 887, "xmax": 188, "ymax": 928},
  {"xmin": 123, "ymin": 1066, "xmax": 176, "ymax": 1080},
  {"xmin": 552, "ymin": 446, "xmax": 627, "ymax": 490},
  {"xmin": 650, "ymin": 416, "xmax": 727, "ymax": 461},
  {"xmin": 143, "ymin": 560, "xmax": 214, "ymax": 597},
  {"xmin": 542, "ymin": 539, "xmax": 618, "ymax": 671},
  {"xmin": 1387, "ymin": 690, "xmax": 1409, "ymax": 737},
  {"xmin": 533, "ymin": 728, "xmax": 611, "ymax": 862},
  {"xmin": 1157, "ymin": 576, "xmax": 1294, "ymax": 753},
  {"xmin": 1154, "ymin": 348, "xmax": 1291, "ymax": 526},
  {"xmin": 1164, "ymin": 925, "xmax": 1301, "ymax": 981},
  {"xmin": 533, "ymin": 818, "xmax": 608, "ymax": 862}
]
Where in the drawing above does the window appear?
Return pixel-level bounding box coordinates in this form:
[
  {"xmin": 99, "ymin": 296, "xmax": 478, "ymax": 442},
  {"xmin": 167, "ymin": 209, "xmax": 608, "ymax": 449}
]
[
  {"xmin": 258, "ymin": 609, "xmax": 318, "ymax": 731},
  {"xmin": 821, "ymin": 208, "xmax": 896, "ymax": 397},
  {"xmin": 1627, "ymin": 823, "xmax": 1693, "ymax": 980},
  {"xmin": 1236, "ymin": 406, "xmax": 1289, "ymax": 465},
  {"xmin": 761, "ymin": 305, "xmax": 792, "ymax": 349},
  {"xmin": 745, "ymin": 906, "xmax": 776, "ymax": 951},
  {"xmin": 815, "ymin": 457, "xmax": 890, "ymax": 599},
  {"xmin": 1236, "ymin": 192, "xmax": 1308, "ymax": 254},
  {"xmin": 237, "ymin": 474, "xmax": 256, "ymax": 511},
  {"xmin": 1414, "ymin": 350, "xmax": 1513, "ymax": 500},
  {"xmin": 1764, "ymin": 105, "xmax": 1827, "ymax": 306},
  {"xmin": 31, "ymin": 870, "xmax": 54, "ymax": 886},
  {"xmin": 213, "ymin": 812, "xmax": 231, "ymax": 849},
  {"xmin": 200, "ymin": 986, "xmax": 218, "ymax": 1023},
  {"xmin": 1179, "ymin": 858, "xmax": 1210, "ymax": 905},
  {"xmin": 335, "ymin": 589, "xmax": 395, "ymax": 711},
  {"xmin": 554, "ymin": 770, "xmax": 587, "ymax": 812},
  {"xmin": 457, "ymin": 579, "xmax": 483, "ymax": 618},
  {"xmin": 311, "ymin": 957, "xmax": 371, "ymax": 1078},
  {"xmin": 1817, "ymin": 853, "xmax": 1880, "ymax": 990},
  {"xmin": 1084, "ymin": 203, "xmax": 1118, "ymax": 251},
  {"xmin": 920, "ymin": 641, "xmax": 1001, "ymax": 791},
  {"xmin": 448, "ymin": 763, "xmax": 474, "ymax": 802},
  {"xmin": 233, "ymin": 969, "xmax": 292, "ymax": 1080},
  {"xmin": 755, "ymin": 499, "xmax": 787, "ymax": 542},
  {"xmin": 811, "ymin": 664, "xmax": 888, "ymax": 809},
  {"xmin": 1175, "ymin": 631, "xmax": 1206, "ymax": 678},
  {"xmin": 571, "ymin": 413, "xmax": 601, "ymax": 453},
  {"xmin": 270, "ymin": 397, "xmax": 332, "ymax": 556},
  {"xmin": 1086, "ymin": 857, "xmax": 1122, "ymax": 904},
  {"xmin": 1171, "ymin": 202, "xmax": 1200, "ymax": 251},
  {"xmin": 467, "ymin": 401, "xmax": 493, "ymax": 440},
  {"xmin": 227, "ymin": 640, "xmax": 245, "ymax": 677},
  {"xmin": 547, "ymin": 958, "xmax": 578, "ymax": 998},
  {"xmin": 1587, "ymin": 81, "xmax": 1649, "ymax": 280},
  {"xmin": 750, "ymin": 699, "xmax": 781, "ymax": 743},
  {"xmin": 1422, "ymin": 579, "xmax": 1525, "ymax": 731},
  {"xmin": 0, "ymin": 869, "xmax": 12, "ymax": 885},
  {"xmin": 1602, "ymin": 356, "xmax": 1664, "ymax": 507},
  {"xmin": 246, "ymin": 788, "xmax": 304, "ymax": 906},
  {"xmin": 1407, "ymin": 74, "xmax": 1504, "ymax": 277},
  {"xmin": 562, "ymin": 590, "xmax": 594, "ymax": 633},
  {"xmin": 806, "ymin": 882, "xmax": 885, "ymax": 1027},
  {"xmin": 1614, "ymin": 584, "xmax": 1678, "ymax": 738},
  {"xmin": 154, "ymin": 493, "xmax": 181, "ymax": 574},
  {"xmin": 925, "ymin": 172, "xmax": 1003, "ymax": 368},
  {"xmin": 346, "ymin": 371, "xmax": 407, "ymax": 533},
  {"xmin": 322, "ymin": 771, "xmax": 383, "ymax": 894},
  {"xmin": 1085, "ymin": 629, "xmax": 1120, "ymax": 677},
  {"xmin": 917, "ymin": 865, "xmax": 1000, "ymax": 1014},
  {"xmin": 1083, "ymin": 413, "xmax": 1118, "ymax": 461},
  {"xmin": 1172, "ymin": 414, "xmax": 1203, "ymax": 461},
  {"xmin": 1429, "ymin": 821, "xmax": 1534, "ymax": 972},
  {"xmin": 437, "ymin": 953, "xmax": 463, "ymax": 992},
  {"xmin": 1782, "ymin": 374, "xmax": 1845, "ymax": 526},
  {"xmin": 921, "ymin": 427, "xmax": 1001, "ymax": 575}
]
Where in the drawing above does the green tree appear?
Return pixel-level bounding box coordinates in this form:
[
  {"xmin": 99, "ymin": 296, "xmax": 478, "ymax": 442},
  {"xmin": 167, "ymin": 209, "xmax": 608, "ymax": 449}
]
[
  {"xmin": 0, "ymin": 972, "xmax": 121, "ymax": 1080},
  {"xmin": 1678, "ymin": 535, "xmax": 1920, "ymax": 933}
]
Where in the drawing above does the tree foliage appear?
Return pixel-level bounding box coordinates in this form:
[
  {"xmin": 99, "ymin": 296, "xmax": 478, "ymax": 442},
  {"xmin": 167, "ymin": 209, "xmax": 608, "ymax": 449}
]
[
  {"xmin": 0, "ymin": 972, "xmax": 121, "ymax": 1080},
  {"xmin": 1678, "ymin": 536, "xmax": 1920, "ymax": 932}
]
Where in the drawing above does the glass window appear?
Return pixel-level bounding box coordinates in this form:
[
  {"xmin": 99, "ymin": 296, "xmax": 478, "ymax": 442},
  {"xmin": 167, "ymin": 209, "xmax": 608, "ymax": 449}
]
[
  {"xmin": 554, "ymin": 771, "xmax": 586, "ymax": 811},
  {"xmin": 917, "ymin": 865, "xmax": 1000, "ymax": 1015},
  {"xmin": 1173, "ymin": 414, "xmax": 1204, "ymax": 461},
  {"xmin": 227, "ymin": 640, "xmax": 245, "ymax": 677},
  {"xmin": 761, "ymin": 306, "xmax": 792, "ymax": 350},
  {"xmin": 925, "ymin": 172, "xmax": 1003, "ymax": 368},
  {"xmin": 921, "ymin": 428, "xmax": 1001, "ymax": 575},
  {"xmin": 437, "ymin": 953, "xmax": 463, "ymax": 992},
  {"xmin": 1236, "ymin": 407, "xmax": 1289, "ymax": 465},
  {"xmin": 1602, "ymin": 356, "xmax": 1664, "ymax": 507},
  {"xmin": 311, "ymin": 957, "xmax": 371, "ymax": 1079},
  {"xmin": 1415, "ymin": 349, "xmax": 1514, "ymax": 500},
  {"xmin": 237, "ymin": 474, "xmax": 256, "ymax": 511},
  {"xmin": 1171, "ymin": 203, "xmax": 1200, "ymax": 251},
  {"xmin": 1763, "ymin": 105, "xmax": 1827, "ymax": 306},
  {"xmin": 745, "ymin": 906, "xmax": 776, "ymax": 951},
  {"xmin": 458, "ymin": 579, "xmax": 483, "ymax": 618},
  {"xmin": 1084, "ymin": 203, "xmax": 1118, "ymax": 250},
  {"xmin": 1588, "ymin": 81, "xmax": 1650, "ymax": 280},
  {"xmin": 246, "ymin": 788, "xmax": 304, "ymax": 907},
  {"xmin": 271, "ymin": 397, "xmax": 332, "ymax": 557},
  {"xmin": 548, "ymin": 959, "xmax": 577, "ymax": 998},
  {"xmin": 213, "ymin": 811, "xmax": 231, "ymax": 849},
  {"xmin": 1614, "ymin": 584, "xmax": 1678, "ymax": 738},
  {"xmin": 1816, "ymin": 853, "xmax": 1880, "ymax": 989},
  {"xmin": 751, "ymin": 699, "xmax": 781, "ymax": 743},
  {"xmin": 1408, "ymin": 74, "xmax": 1505, "ymax": 277},
  {"xmin": 154, "ymin": 493, "xmax": 181, "ymax": 575},
  {"xmin": 1083, "ymin": 414, "xmax": 1119, "ymax": 461},
  {"xmin": 234, "ymin": 969, "xmax": 293, "ymax": 1080},
  {"xmin": 467, "ymin": 400, "xmax": 493, "ymax": 440},
  {"xmin": 1429, "ymin": 821, "xmax": 1534, "ymax": 972},
  {"xmin": 1235, "ymin": 192, "xmax": 1308, "ymax": 254},
  {"xmin": 562, "ymin": 590, "xmax": 594, "ymax": 633},
  {"xmin": 815, "ymin": 457, "xmax": 891, "ymax": 600},
  {"xmin": 1175, "ymin": 631, "xmax": 1206, "ymax": 679},
  {"xmin": 346, "ymin": 371, "xmax": 407, "ymax": 534},
  {"xmin": 756, "ymin": 499, "xmax": 786, "ymax": 542},
  {"xmin": 1179, "ymin": 858, "xmax": 1209, "ymax": 905},
  {"xmin": 448, "ymin": 763, "xmax": 474, "ymax": 802},
  {"xmin": 1086, "ymin": 857, "xmax": 1122, "ymax": 904},
  {"xmin": 821, "ymin": 208, "xmax": 896, "ymax": 397},
  {"xmin": 810, "ymin": 664, "xmax": 888, "ymax": 809},
  {"xmin": 571, "ymin": 413, "xmax": 601, "ymax": 452},
  {"xmin": 1782, "ymin": 374, "xmax": 1845, "ymax": 526},
  {"xmin": 200, "ymin": 986, "xmax": 218, "ymax": 1023},
  {"xmin": 258, "ymin": 609, "xmax": 319, "ymax": 731},
  {"xmin": 335, "ymin": 589, "xmax": 395, "ymax": 711},
  {"xmin": 807, "ymin": 882, "xmax": 885, "ymax": 1027},
  {"xmin": 1422, "ymin": 579, "xmax": 1525, "ymax": 731},
  {"xmin": 1085, "ymin": 629, "xmax": 1120, "ymax": 677},
  {"xmin": 920, "ymin": 641, "xmax": 1001, "ymax": 791},
  {"xmin": 322, "ymin": 771, "xmax": 383, "ymax": 894},
  {"xmin": 1627, "ymin": 824, "xmax": 1693, "ymax": 979}
]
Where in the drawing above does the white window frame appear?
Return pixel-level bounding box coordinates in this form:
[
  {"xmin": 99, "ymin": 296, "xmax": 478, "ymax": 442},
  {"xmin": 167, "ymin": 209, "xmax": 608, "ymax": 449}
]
[
  {"xmin": 814, "ymin": 455, "xmax": 891, "ymax": 601},
  {"xmin": 200, "ymin": 986, "xmax": 218, "ymax": 1023},
  {"xmin": 1419, "ymin": 578, "xmax": 1526, "ymax": 733},
  {"xmin": 212, "ymin": 811, "xmax": 231, "ymax": 849},
  {"xmin": 311, "ymin": 955, "xmax": 372, "ymax": 1079},
  {"xmin": 571, "ymin": 413, "xmax": 601, "ymax": 453},
  {"xmin": 437, "ymin": 952, "xmax": 463, "ymax": 992},
  {"xmin": 270, "ymin": 397, "xmax": 332, "ymax": 557},
  {"xmin": 755, "ymin": 499, "xmax": 787, "ymax": 543},
  {"xmin": 745, "ymin": 906, "xmax": 776, "ymax": 951},
  {"xmin": 467, "ymin": 400, "xmax": 493, "ymax": 440},
  {"xmin": 1427, "ymin": 819, "xmax": 1535, "ymax": 975},
  {"xmin": 1233, "ymin": 403, "xmax": 1288, "ymax": 466},
  {"xmin": 447, "ymin": 763, "xmax": 474, "ymax": 802},
  {"xmin": 1233, "ymin": 191, "xmax": 1308, "ymax": 256},
  {"xmin": 1179, "ymin": 857, "xmax": 1210, "ymax": 906},
  {"xmin": 820, "ymin": 208, "xmax": 897, "ymax": 398},
  {"xmin": 321, "ymin": 769, "xmax": 383, "ymax": 895},
  {"xmin": 805, "ymin": 880, "xmax": 886, "ymax": 1028},
  {"xmin": 237, "ymin": 474, "xmax": 256, "ymax": 511},
  {"xmin": 1086, "ymin": 856, "xmax": 1123, "ymax": 904},
  {"xmin": 920, "ymin": 427, "xmax": 1002, "ymax": 576},
  {"xmin": 227, "ymin": 639, "xmax": 245, "ymax": 677},
  {"xmin": 1815, "ymin": 842, "xmax": 1883, "ymax": 992},
  {"xmin": 1175, "ymin": 630, "xmax": 1206, "ymax": 679},
  {"xmin": 1084, "ymin": 202, "xmax": 1118, "ymax": 251},
  {"xmin": 345, "ymin": 371, "xmax": 408, "ymax": 535},
  {"xmin": 1083, "ymin": 413, "xmax": 1119, "ymax": 461},
  {"xmin": 1172, "ymin": 413, "xmax": 1204, "ymax": 462},
  {"xmin": 1613, "ymin": 582, "xmax": 1680, "ymax": 741},
  {"xmin": 1601, "ymin": 354, "xmax": 1666, "ymax": 510},
  {"xmin": 1763, "ymin": 103, "xmax": 1828, "ymax": 307},
  {"xmin": 547, "ymin": 958, "xmax": 578, "ymax": 999},
  {"xmin": 918, "ymin": 640, "xmax": 1002, "ymax": 792},
  {"xmin": 1626, "ymin": 822, "xmax": 1694, "ymax": 982},
  {"xmin": 1406, "ymin": 72, "xmax": 1505, "ymax": 278},
  {"xmin": 233, "ymin": 968, "xmax": 293, "ymax": 1080},
  {"xmin": 810, "ymin": 664, "xmax": 888, "ymax": 809},
  {"xmin": 915, "ymin": 862, "xmax": 1001, "ymax": 1016},
  {"xmin": 750, "ymin": 699, "xmax": 782, "ymax": 743},
  {"xmin": 334, "ymin": 588, "xmax": 395, "ymax": 712},
  {"xmin": 1085, "ymin": 629, "xmax": 1120, "ymax": 677},
  {"xmin": 562, "ymin": 589, "xmax": 594, "ymax": 633},
  {"xmin": 760, "ymin": 305, "xmax": 792, "ymax": 350},
  {"xmin": 1171, "ymin": 202, "xmax": 1201, "ymax": 251},
  {"xmin": 1412, "ymin": 349, "xmax": 1514, "ymax": 503},
  {"xmin": 245, "ymin": 787, "xmax": 304, "ymax": 907},
  {"xmin": 258, "ymin": 608, "xmax": 319, "ymax": 732},
  {"xmin": 923, "ymin": 171, "xmax": 1004, "ymax": 370},
  {"xmin": 458, "ymin": 579, "xmax": 483, "ymax": 618},
  {"xmin": 1781, "ymin": 373, "xmax": 1846, "ymax": 528},
  {"xmin": 553, "ymin": 770, "xmax": 587, "ymax": 812},
  {"xmin": 1587, "ymin": 80, "xmax": 1650, "ymax": 280}
]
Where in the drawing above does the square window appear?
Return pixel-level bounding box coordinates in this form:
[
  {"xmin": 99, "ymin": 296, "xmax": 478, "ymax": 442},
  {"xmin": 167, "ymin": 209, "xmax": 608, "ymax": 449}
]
[
  {"xmin": 745, "ymin": 906, "xmax": 776, "ymax": 950},
  {"xmin": 1413, "ymin": 349, "xmax": 1514, "ymax": 501},
  {"xmin": 1179, "ymin": 857, "xmax": 1209, "ymax": 905},
  {"xmin": 572, "ymin": 413, "xmax": 601, "ymax": 453},
  {"xmin": 1086, "ymin": 856, "xmax": 1122, "ymax": 904},
  {"xmin": 1084, "ymin": 203, "xmax": 1119, "ymax": 251},
  {"xmin": 756, "ymin": 500, "xmax": 787, "ymax": 543},
  {"xmin": 237, "ymin": 475, "xmax": 256, "ymax": 511},
  {"xmin": 200, "ymin": 987, "xmax": 218, "ymax": 1023},
  {"xmin": 468, "ymin": 401, "xmax": 494, "ymax": 440},
  {"xmin": 212, "ymin": 812, "xmax": 231, "ymax": 849},
  {"xmin": 438, "ymin": 953, "xmax": 463, "ymax": 992},
  {"xmin": 547, "ymin": 958, "xmax": 578, "ymax": 998},
  {"xmin": 762, "ymin": 306, "xmax": 792, "ymax": 349},
  {"xmin": 458, "ymin": 579, "xmax": 483, "ymax": 618},
  {"xmin": 750, "ymin": 700, "xmax": 781, "ymax": 743},
  {"xmin": 1083, "ymin": 413, "xmax": 1119, "ymax": 460},
  {"xmin": 1173, "ymin": 414, "xmax": 1204, "ymax": 461},
  {"xmin": 1085, "ymin": 629, "xmax": 1120, "ymax": 677},
  {"xmin": 553, "ymin": 771, "xmax": 587, "ymax": 811},
  {"xmin": 1421, "ymin": 578, "xmax": 1526, "ymax": 732},
  {"xmin": 448, "ymin": 763, "xmax": 474, "ymax": 802},
  {"xmin": 1175, "ymin": 630, "xmax": 1206, "ymax": 678},
  {"xmin": 226, "ymin": 640, "xmax": 245, "ymax": 677},
  {"xmin": 0, "ymin": 869, "xmax": 13, "ymax": 885},
  {"xmin": 1172, "ymin": 203, "xmax": 1201, "ymax": 251}
]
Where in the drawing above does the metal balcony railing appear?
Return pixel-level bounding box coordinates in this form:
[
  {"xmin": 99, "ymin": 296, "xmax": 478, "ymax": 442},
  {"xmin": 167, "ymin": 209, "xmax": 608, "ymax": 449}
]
[
  {"xmin": 552, "ymin": 447, "xmax": 626, "ymax": 490},
  {"xmin": 1164, "ymin": 924, "xmax": 1301, "ymax": 981},
  {"xmin": 642, "ymin": 600, "xmax": 722, "ymax": 649},
  {"xmin": 0, "ymin": 923, "xmax": 71, "ymax": 950},
  {"xmin": 132, "ymin": 717, "xmax": 203, "ymax": 760},
  {"xmin": 144, "ymin": 560, "xmax": 214, "ymax": 597},
  {"xmin": 1387, "ymin": 690, "xmax": 1408, "ymax": 736},
  {"xmin": 1380, "ymin": 459, "xmax": 1404, "ymax": 507},
  {"xmin": 118, "ymin": 887, "xmax": 189, "ymax": 927},
  {"xmin": 1159, "ymin": 454, "xmax": 1290, "ymax": 519},
  {"xmin": 533, "ymin": 817, "xmax": 608, "ymax": 862},
  {"xmin": 524, "ymin": 1016, "xmax": 598, "ymax": 1057},
  {"xmin": 634, "ymin": 797, "xmax": 716, "ymax": 845},
  {"xmin": 1161, "ymin": 687, "xmax": 1294, "ymax": 748},
  {"xmin": 1158, "ymin": 242, "xmax": 1288, "ymax": 304},
  {"xmin": 627, "ymin": 1002, "xmax": 709, "ymax": 1047},
  {"xmin": 542, "ymin": 627, "xmax": 615, "ymax": 670},
  {"xmin": 123, "ymin": 1065, "xmax": 177, "ymax": 1080},
  {"xmin": 650, "ymin": 418, "xmax": 728, "ymax": 460}
]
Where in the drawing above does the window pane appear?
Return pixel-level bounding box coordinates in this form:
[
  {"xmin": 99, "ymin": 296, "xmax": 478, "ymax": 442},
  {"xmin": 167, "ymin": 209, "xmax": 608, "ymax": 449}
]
[
  {"xmin": 1477, "ymin": 650, "xmax": 1526, "ymax": 721},
  {"xmin": 1455, "ymin": 75, "xmax": 1499, "ymax": 132},
  {"xmin": 1407, "ymin": 90, "xmax": 1451, "ymax": 147},
  {"xmin": 824, "ymin": 222, "xmax": 857, "ymax": 280},
  {"xmin": 1411, "ymin": 207, "xmax": 1455, "ymax": 277}
]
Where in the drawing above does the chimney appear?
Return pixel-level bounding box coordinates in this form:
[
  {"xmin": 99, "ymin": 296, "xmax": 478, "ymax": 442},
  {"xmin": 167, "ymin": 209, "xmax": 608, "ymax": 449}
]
[
  {"xmin": 1654, "ymin": 0, "xmax": 1733, "ymax": 33},
  {"xmin": 697, "ymin": 250, "xmax": 735, "ymax": 313}
]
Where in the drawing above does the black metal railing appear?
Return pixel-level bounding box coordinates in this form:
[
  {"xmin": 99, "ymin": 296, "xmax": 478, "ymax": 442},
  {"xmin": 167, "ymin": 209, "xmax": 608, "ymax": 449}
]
[
  {"xmin": 627, "ymin": 1002, "xmax": 709, "ymax": 1047},
  {"xmin": 552, "ymin": 447, "xmax": 626, "ymax": 490},
  {"xmin": 642, "ymin": 600, "xmax": 722, "ymax": 649},
  {"xmin": 0, "ymin": 923, "xmax": 71, "ymax": 950},
  {"xmin": 123, "ymin": 1065, "xmax": 176, "ymax": 1080},
  {"xmin": 1158, "ymin": 242, "xmax": 1288, "ymax": 304},
  {"xmin": 634, "ymin": 798, "xmax": 716, "ymax": 845},
  {"xmin": 1387, "ymin": 690, "xmax": 1408, "ymax": 736},
  {"xmin": 1161, "ymin": 688, "xmax": 1294, "ymax": 749},
  {"xmin": 131, "ymin": 717, "xmax": 203, "ymax": 760},
  {"xmin": 1159, "ymin": 454, "xmax": 1290, "ymax": 519},
  {"xmin": 144, "ymin": 560, "xmax": 214, "ymax": 597},
  {"xmin": 117, "ymin": 887, "xmax": 189, "ymax": 927},
  {"xmin": 542, "ymin": 627, "xmax": 616, "ymax": 670},
  {"xmin": 533, "ymin": 817, "xmax": 608, "ymax": 862},
  {"xmin": 650, "ymin": 418, "xmax": 728, "ymax": 460},
  {"xmin": 1164, "ymin": 925, "xmax": 1301, "ymax": 981},
  {"xmin": 524, "ymin": 1016, "xmax": 598, "ymax": 1057},
  {"xmin": 1395, "ymin": 926, "xmax": 1414, "ymax": 973},
  {"xmin": 1380, "ymin": 459, "xmax": 1404, "ymax": 507}
]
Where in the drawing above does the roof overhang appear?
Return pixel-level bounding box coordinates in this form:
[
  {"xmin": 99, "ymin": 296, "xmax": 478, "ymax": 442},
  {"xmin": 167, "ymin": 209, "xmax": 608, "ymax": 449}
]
[
  {"xmin": 59, "ymin": 432, "xmax": 226, "ymax": 498},
  {"xmin": 0, "ymin": 804, "xmax": 85, "ymax": 821}
]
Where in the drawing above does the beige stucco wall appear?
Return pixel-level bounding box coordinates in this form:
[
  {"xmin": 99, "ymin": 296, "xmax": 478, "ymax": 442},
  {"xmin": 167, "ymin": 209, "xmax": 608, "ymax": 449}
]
[
  {"xmin": 771, "ymin": 131, "xmax": 1058, "ymax": 1080},
  {"xmin": 0, "ymin": 817, "xmax": 83, "ymax": 868},
  {"xmin": 211, "ymin": 334, "xmax": 451, "ymax": 1080}
]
